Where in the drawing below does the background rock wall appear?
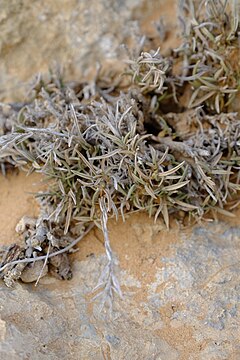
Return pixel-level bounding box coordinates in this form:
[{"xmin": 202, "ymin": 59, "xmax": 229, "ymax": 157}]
[{"xmin": 0, "ymin": 0, "xmax": 177, "ymax": 101}]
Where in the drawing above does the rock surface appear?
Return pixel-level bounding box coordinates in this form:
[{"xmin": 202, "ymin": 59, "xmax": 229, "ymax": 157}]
[
  {"xmin": 0, "ymin": 204, "xmax": 239, "ymax": 359},
  {"xmin": 0, "ymin": 0, "xmax": 178, "ymax": 102}
]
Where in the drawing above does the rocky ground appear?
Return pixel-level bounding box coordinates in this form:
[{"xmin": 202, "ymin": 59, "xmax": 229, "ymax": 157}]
[{"xmin": 0, "ymin": 0, "xmax": 240, "ymax": 359}]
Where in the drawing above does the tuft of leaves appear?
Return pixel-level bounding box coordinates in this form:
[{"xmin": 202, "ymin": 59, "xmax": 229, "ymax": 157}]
[{"xmin": 177, "ymin": 0, "xmax": 240, "ymax": 113}]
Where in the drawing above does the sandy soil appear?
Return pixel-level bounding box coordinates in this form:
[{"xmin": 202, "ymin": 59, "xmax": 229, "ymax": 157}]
[{"xmin": 0, "ymin": 171, "xmax": 42, "ymax": 245}]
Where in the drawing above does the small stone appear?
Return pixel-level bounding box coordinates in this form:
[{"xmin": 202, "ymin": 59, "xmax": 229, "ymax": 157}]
[{"xmin": 20, "ymin": 261, "xmax": 48, "ymax": 283}]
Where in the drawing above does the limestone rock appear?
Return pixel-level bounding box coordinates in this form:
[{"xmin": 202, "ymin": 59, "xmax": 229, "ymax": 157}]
[
  {"xmin": 0, "ymin": 0, "xmax": 177, "ymax": 101},
  {"xmin": 0, "ymin": 0, "xmax": 175, "ymax": 102},
  {"xmin": 0, "ymin": 214, "xmax": 239, "ymax": 359}
]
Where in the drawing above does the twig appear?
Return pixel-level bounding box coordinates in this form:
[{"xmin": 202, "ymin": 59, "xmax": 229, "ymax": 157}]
[
  {"xmin": 151, "ymin": 135, "xmax": 210, "ymax": 157},
  {"xmin": 35, "ymin": 241, "xmax": 51, "ymax": 286}
]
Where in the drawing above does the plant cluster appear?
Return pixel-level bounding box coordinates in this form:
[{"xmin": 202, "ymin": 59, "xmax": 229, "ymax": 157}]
[
  {"xmin": 177, "ymin": 0, "xmax": 240, "ymax": 113},
  {"xmin": 0, "ymin": 0, "xmax": 239, "ymax": 305}
]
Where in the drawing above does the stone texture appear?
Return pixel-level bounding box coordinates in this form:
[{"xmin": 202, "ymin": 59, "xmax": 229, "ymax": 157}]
[
  {"xmin": 1, "ymin": 0, "xmax": 130, "ymax": 100},
  {"xmin": 0, "ymin": 214, "xmax": 239, "ymax": 360},
  {"xmin": 0, "ymin": 0, "xmax": 177, "ymax": 102},
  {"xmin": 0, "ymin": 0, "xmax": 144, "ymax": 100}
]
